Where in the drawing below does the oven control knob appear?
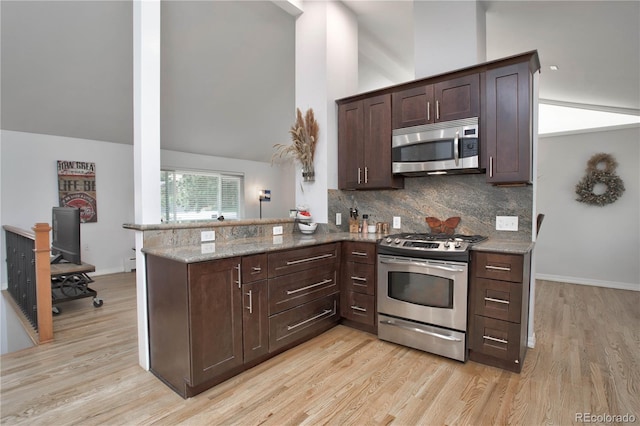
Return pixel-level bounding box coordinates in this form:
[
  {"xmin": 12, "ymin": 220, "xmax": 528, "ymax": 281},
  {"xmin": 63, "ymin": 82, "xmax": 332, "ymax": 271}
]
[
  {"xmin": 443, "ymin": 241, "xmax": 450, "ymax": 248},
  {"xmin": 394, "ymin": 238, "xmax": 401, "ymax": 245},
  {"xmin": 455, "ymin": 241, "xmax": 462, "ymax": 248},
  {"xmin": 385, "ymin": 237, "xmax": 392, "ymax": 243}
]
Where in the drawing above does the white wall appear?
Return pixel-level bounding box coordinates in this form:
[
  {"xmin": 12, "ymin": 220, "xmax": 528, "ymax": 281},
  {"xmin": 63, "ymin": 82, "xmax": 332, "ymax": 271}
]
[
  {"xmin": 536, "ymin": 126, "xmax": 640, "ymax": 290},
  {"xmin": 1, "ymin": 130, "xmax": 135, "ymax": 278}
]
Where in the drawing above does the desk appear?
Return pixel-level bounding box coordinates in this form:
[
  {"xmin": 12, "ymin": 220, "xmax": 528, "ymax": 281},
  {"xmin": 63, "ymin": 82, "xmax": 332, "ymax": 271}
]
[{"xmin": 51, "ymin": 262, "xmax": 103, "ymax": 314}]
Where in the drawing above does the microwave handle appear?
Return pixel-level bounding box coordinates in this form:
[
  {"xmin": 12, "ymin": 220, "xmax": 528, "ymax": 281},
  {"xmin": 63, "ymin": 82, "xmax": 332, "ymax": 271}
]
[{"xmin": 454, "ymin": 131, "xmax": 459, "ymax": 166}]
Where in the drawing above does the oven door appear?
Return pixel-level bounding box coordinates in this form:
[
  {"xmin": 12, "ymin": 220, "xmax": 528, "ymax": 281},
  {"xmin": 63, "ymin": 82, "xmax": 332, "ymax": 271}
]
[{"xmin": 377, "ymin": 254, "xmax": 468, "ymax": 332}]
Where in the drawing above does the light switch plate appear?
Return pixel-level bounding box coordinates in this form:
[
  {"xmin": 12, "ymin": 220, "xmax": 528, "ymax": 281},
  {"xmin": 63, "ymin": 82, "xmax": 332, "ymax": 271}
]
[
  {"xmin": 336, "ymin": 213, "xmax": 342, "ymax": 226},
  {"xmin": 393, "ymin": 216, "xmax": 401, "ymax": 229},
  {"xmin": 201, "ymin": 230, "xmax": 215, "ymax": 242},
  {"xmin": 496, "ymin": 216, "xmax": 518, "ymax": 231},
  {"xmin": 273, "ymin": 226, "xmax": 283, "ymax": 236},
  {"xmin": 201, "ymin": 243, "xmax": 216, "ymax": 254}
]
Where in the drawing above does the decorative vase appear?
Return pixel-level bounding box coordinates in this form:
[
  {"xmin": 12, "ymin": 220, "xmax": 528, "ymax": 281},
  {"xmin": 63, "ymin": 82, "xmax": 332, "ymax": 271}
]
[{"xmin": 302, "ymin": 163, "xmax": 315, "ymax": 182}]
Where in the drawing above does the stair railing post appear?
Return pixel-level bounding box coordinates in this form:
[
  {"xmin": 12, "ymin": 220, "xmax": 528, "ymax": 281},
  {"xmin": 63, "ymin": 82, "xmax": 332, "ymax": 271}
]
[{"xmin": 33, "ymin": 223, "xmax": 53, "ymax": 343}]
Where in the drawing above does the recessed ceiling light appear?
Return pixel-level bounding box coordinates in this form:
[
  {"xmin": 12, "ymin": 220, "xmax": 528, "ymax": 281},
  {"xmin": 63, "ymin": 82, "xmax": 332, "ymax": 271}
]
[{"xmin": 549, "ymin": 65, "xmax": 559, "ymax": 71}]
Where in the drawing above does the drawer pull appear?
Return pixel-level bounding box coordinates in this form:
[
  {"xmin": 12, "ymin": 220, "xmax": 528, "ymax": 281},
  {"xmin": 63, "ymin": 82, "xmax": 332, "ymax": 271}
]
[
  {"xmin": 350, "ymin": 276, "xmax": 367, "ymax": 282},
  {"xmin": 351, "ymin": 251, "xmax": 368, "ymax": 257},
  {"xmin": 251, "ymin": 266, "xmax": 262, "ymax": 272},
  {"xmin": 350, "ymin": 305, "xmax": 367, "ymax": 312},
  {"xmin": 286, "ymin": 278, "xmax": 333, "ymax": 295},
  {"xmin": 485, "ymin": 265, "xmax": 511, "ymax": 272},
  {"xmin": 235, "ymin": 263, "xmax": 241, "ymax": 288},
  {"xmin": 484, "ymin": 296, "xmax": 509, "ymax": 305},
  {"xmin": 483, "ymin": 335, "xmax": 508, "ymax": 345},
  {"xmin": 287, "ymin": 301, "xmax": 336, "ymax": 331},
  {"xmin": 286, "ymin": 253, "xmax": 333, "ymax": 266}
]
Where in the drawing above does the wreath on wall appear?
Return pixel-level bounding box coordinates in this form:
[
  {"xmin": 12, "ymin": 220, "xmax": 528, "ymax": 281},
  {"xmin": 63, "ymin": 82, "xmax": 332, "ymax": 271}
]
[{"xmin": 575, "ymin": 153, "xmax": 625, "ymax": 206}]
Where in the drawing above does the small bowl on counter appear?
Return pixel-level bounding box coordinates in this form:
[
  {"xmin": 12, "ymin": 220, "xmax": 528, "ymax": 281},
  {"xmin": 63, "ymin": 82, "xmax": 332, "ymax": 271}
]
[{"xmin": 297, "ymin": 222, "xmax": 318, "ymax": 234}]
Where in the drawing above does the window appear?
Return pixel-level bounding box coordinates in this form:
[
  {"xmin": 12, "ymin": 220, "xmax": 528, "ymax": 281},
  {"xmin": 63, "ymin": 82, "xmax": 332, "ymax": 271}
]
[{"xmin": 161, "ymin": 169, "xmax": 244, "ymax": 222}]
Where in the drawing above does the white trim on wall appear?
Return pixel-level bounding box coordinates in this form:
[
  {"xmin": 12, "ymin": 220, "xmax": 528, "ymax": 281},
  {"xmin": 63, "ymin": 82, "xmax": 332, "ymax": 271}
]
[{"xmin": 536, "ymin": 274, "xmax": 639, "ymax": 292}]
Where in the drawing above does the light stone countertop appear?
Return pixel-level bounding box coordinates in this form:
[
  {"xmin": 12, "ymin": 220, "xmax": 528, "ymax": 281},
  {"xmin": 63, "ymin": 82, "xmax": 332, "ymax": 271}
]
[{"xmin": 141, "ymin": 231, "xmax": 533, "ymax": 264}]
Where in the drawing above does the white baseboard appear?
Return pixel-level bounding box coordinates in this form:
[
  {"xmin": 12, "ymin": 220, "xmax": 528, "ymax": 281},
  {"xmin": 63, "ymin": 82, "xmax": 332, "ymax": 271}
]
[
  {"xmin": 536, "ymin": 273, "xmax": 639, "ymax": 292},
  {"xmin": 527, "ymin": 333, "xmax": 536, "ymax": 349},
  {"xmin": 91, "ymin": 266, "xmax": 131, "ymax": 277}
]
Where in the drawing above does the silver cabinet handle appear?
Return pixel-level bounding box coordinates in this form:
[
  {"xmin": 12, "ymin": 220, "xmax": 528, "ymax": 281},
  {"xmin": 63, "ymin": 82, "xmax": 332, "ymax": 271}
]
[
  {"xmin": 427, "ymin": 101, "xmax": 430, "ymax": 121},
  {"xmin": 380, "ymin": 319, "xmax": 462, "ymax": 342},
  {"xmin": 251, "ymin": 266, "xmax": 261, "ymax": 272},
  {"xmin": 351, "ymin": 251, "xmax": 368, "ymax": 257},
  {"xmin": 436, "ymin": 100, "xmax": 440, "ymax": 120},
  {"xmin": 483, "ymin": 335, "xmax": 508, "ymax": 345},
  {"xmin": 350, "ymin": 276, "xmax": 367, "ymax": 282},
  {"xmin": 484, "ymin": 296, "xmax": 509, "ymax": 305},
  {"xmin": 235, "ymin": 263, "xmax": 241, "ymax": 288},
  {"xmin": 246, "ymin": 290, "xmax": 253, "ymax": 314},
  {"xmin": 485, "ymin": 265, "xmax": 511, "ymax": 272},
  {"xmin": 357, "ymin": 167, "xmax": 361, "ymax": 184},
  {"xmin": 287, "ymin": 301, "xmax": 336, "ymax": 331},
  {"xmin": 286, "ymin": 253, "xmax": 333, "ymax": 266},
  {"xmin": 286, "ymin": 278, "xmax": 332, "ymax": 295},
  {"xmin": 489, "ymin": 156, "xmax": 494, "ymax": 178},
  {"xmin": 453, "ymin": 131, "xmax": 459, "ymax": 166},
  {"xmin": 364, "ymin": 167, "xmax": 368, "ymax": 184},
  {"xmin": 350, "ymin": 305, "xmax": 366, "ymax": 312}
]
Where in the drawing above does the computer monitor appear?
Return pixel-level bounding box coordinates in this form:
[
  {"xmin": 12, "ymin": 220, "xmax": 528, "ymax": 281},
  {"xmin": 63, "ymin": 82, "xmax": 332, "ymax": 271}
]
[{"xmin": 51, "ymin": 207, "xmax": 81, "ymax": 265}]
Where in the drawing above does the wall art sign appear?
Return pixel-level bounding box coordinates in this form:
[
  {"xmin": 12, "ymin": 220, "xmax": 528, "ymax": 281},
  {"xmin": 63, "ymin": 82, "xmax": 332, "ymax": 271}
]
[{"xmin": 57, "ymin": 160, "xmax": 97, "ymax": 222}]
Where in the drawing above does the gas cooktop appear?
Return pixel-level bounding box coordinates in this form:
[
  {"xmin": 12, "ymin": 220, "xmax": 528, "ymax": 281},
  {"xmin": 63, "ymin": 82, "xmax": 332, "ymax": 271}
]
[{"xmin": 378, "ymin": 232, "xmax": 488, "ymax": 261}]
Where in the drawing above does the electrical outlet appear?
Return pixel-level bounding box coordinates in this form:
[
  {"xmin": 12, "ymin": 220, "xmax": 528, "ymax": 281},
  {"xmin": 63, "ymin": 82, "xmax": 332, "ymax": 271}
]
[
  {"xmin": 393, "ymin": 216, "xmax": 401, "ymax": 229},
  {"xmin": 201, "ymin": 230, "xmax": 215, "ymax": 242},
  {"xmin": 336, "ymin": 213, "xmax": 342, "ymax": 226},
  {"xmin": 273, "ymin": 235, "xmax": 283, "ymax": 245},
  {"xmin": 273, "ymin": 226, "xmax": 283, "ymax": 236},
  {"xmin": 496, "ymin": 216, "xmax": 519, "ymax": 231}
]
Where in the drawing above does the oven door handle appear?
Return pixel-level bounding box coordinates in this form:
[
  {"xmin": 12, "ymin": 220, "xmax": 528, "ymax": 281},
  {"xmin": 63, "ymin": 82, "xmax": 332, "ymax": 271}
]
[
  {"xmin": 379, "ymin": 259, "xmax": 465, "ymax": 273},
  {"xmin": 380, "ymin": 320, "xmax": 462, "ymax": 342}
]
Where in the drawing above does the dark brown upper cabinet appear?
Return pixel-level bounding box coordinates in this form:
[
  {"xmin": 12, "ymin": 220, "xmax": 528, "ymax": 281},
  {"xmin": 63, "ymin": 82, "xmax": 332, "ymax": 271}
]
[
  {"xmin": 338, "ymin": 94, "xmax": 403, "ymax": 190},
  {"xmin": 392, "ymin": 74, "xmax": 480, "ymax": 129}
]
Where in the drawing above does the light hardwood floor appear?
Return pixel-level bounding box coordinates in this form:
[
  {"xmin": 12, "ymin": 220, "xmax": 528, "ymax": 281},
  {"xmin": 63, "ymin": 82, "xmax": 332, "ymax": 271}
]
[{"xmin": 1, "ymin": 273, "xmax": 638, "ymax": 425}]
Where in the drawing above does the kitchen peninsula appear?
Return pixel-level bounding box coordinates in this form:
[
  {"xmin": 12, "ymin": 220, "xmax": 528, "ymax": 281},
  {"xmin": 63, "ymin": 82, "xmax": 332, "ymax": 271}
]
[{"xmin": 126, "ymin": 219, "xmax": 532, "ymax": 398}]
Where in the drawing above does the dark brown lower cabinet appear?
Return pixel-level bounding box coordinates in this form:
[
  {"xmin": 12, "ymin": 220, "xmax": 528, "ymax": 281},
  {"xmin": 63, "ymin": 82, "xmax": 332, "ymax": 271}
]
[
  {"xmin": 242, "ymin": 279, "xmax": 269, "ymax": 364},
  {"xmin": 468, "ymin": 250, "xmax": 531, "ymax": 373}
]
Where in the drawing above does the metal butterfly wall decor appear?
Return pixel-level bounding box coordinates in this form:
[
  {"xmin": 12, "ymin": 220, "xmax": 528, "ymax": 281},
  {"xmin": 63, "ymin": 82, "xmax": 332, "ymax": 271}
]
[{"xmin": 425, "ymin": 216, "xmax": 461, "ymax": 235}]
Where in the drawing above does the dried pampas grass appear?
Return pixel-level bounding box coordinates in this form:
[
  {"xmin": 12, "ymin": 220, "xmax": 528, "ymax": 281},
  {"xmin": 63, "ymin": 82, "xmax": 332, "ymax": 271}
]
[{"xmin": 273, "ymin": 108, "xmax": 319, "ymax": 170}]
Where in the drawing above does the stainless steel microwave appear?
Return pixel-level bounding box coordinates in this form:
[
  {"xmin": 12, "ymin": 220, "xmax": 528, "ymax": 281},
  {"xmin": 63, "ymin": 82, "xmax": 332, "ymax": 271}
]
[{"xmin": 392, "ymin": 117, "xmax": 480, "ymax": 175}]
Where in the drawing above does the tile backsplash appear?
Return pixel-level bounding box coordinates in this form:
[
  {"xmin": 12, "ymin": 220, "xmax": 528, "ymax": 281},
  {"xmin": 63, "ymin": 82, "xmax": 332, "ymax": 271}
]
[{"xmin": 328, "ymin": 174, "xmax": 532, "ymax": 241}]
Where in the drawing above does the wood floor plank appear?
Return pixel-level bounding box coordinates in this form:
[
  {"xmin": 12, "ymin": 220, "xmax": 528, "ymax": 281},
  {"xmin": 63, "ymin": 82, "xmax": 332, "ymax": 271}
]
[{"xmin": 1, "ymin": 274, "xmax": 638, "ymax": 425}]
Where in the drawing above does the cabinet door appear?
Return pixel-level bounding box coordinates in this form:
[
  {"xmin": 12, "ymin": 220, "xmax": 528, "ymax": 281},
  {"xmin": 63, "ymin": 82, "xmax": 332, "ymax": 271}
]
[
  {"xmin": 484, "ymin": 62, "xmax": 531, "ymax": 184},
  {"xmin": 342, "ymin": 262, "xmax": 375, "ymax": 295},
  {"xmin": 268, "ymin": 243, "xmax": 340, "ymax": 277},
  {"xmin": 242, "ymin": 280, "xmax": 269, "ymax": 364},
  {"xmin": 343, "ymin": 241, "xmax": 377, "ymax": 265},
  {"xmin": 434, "ymin": 74, "xmax": 480, "ymax": 122},
  {"xmin": 363, "ymin": 94, "xmax": 403, "ymax": 189},
  {"xmin": 338, "ymin": 100, "xmax": 364, "ymax": 189},
  {"xmin": 188, "ymin": 258, "xmax": 243, "ymax": 385},
  {"xmin": 269, "ymin": 267, "xmax": 339, "ymax": 315},
  {"xmin": 341, "ymin": 291, "xmax": 375, "ymax": 326},
  {"xmin": 392, "ymin": 85, "xmax": 434, "ymax": 128}
]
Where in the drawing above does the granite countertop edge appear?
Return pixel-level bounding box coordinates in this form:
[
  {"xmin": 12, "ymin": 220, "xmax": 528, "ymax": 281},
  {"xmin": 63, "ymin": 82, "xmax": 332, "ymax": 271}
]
[{"xmin": 142, "ymin": 232, "xmax": 534, "ymax": 263}]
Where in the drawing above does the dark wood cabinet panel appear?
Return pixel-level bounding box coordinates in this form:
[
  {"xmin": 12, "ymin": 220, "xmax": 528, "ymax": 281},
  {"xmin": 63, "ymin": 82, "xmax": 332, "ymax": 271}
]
[
  {"xmin": 269, "ymin": 293, "xmax": 339, "ymax": 353},
  {"xmin": 268, "ymin": 243, "xmax": 339, "ymax": 277},
  {"xmin": 340, "ymin": 241, "xmax": 377, "ymax": 333},
  {"xmin": 468, "ymin": 250, "xmax": 531, "ymax": 373},
  {"xmin": 338, "ymin": 95, "xmax": 403, "ymax": 190},
  {"xmin": 342, "ymin": 241, "xmax": 377, "ymax": 264},
  {"xmin": 391, "ymin": 74, "xmax": 479, "ymax": 129},
  {"xmin": 341, "ymin": 291, "xmax": 375, "ymax": 326},
  {"xmin": 268, "ymin": 267, "xmax": 338, "ymax": 315},
  {"xmin": 188, "ymin": 258, "xmax": 243, "ymax": 385},
  {"xmin": 242, "ymin": 253, "xmax": 268, "ymax": 283},
  {"xmin": 484, "ymin": 62, "xmax": 532, "ymax": 184},
  {"xmin": 342, "ymin": 261, "xmax": 375, "ymax": 296},
  {"xmin": 242, "ymin": 280, "xmax": 269, "ymax": 364}
]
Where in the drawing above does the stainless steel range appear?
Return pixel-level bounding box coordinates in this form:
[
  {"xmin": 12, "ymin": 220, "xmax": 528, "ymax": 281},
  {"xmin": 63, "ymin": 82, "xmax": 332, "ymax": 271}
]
[{"xmin": 377, "ymin": 233, "xmax": 487, "ymax": 362}]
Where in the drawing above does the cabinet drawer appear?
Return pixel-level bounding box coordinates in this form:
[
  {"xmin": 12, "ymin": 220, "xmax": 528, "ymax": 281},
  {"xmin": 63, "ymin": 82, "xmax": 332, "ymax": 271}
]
[
  {"xmin": 268, "ymin": 267, "xmax": 338, "ymax": 315},
  {"xmin": 470, "ymin": 315, "xmax": 522, "ymax": 365},
  {"xmin": 341, "ymin": 291, "xmax": 375, "ymax": 326},
  {"xmin": 269, "ymin": 293, "xmax": 339, "ymax": 352},
  {"xmin": 242, "ymin": 253, "xmax": 268, "ymax": 283},
  {"xmin": 473, "ymin": 251, "xmax": 523, "ymax": 282},
  {"xmin": 343, "ymin": 262, "xmax": 375, "ymax": 295},
  {"xmin": 472, "ymin": 277, "xmax": 522, "ymax": 323},
  {"xmin": 268, "ymin": 243, "xmax": 340, "ymax": 277},
  {"xmin": 342, "ymin": 241, "xmax": 377, "ymax": 264}
]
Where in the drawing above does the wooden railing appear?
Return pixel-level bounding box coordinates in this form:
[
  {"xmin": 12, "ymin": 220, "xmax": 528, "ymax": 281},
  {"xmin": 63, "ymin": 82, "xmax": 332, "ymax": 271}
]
[{"xmin": 3, "ymin": 224, "xmax": 53, "ymax": 343}]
